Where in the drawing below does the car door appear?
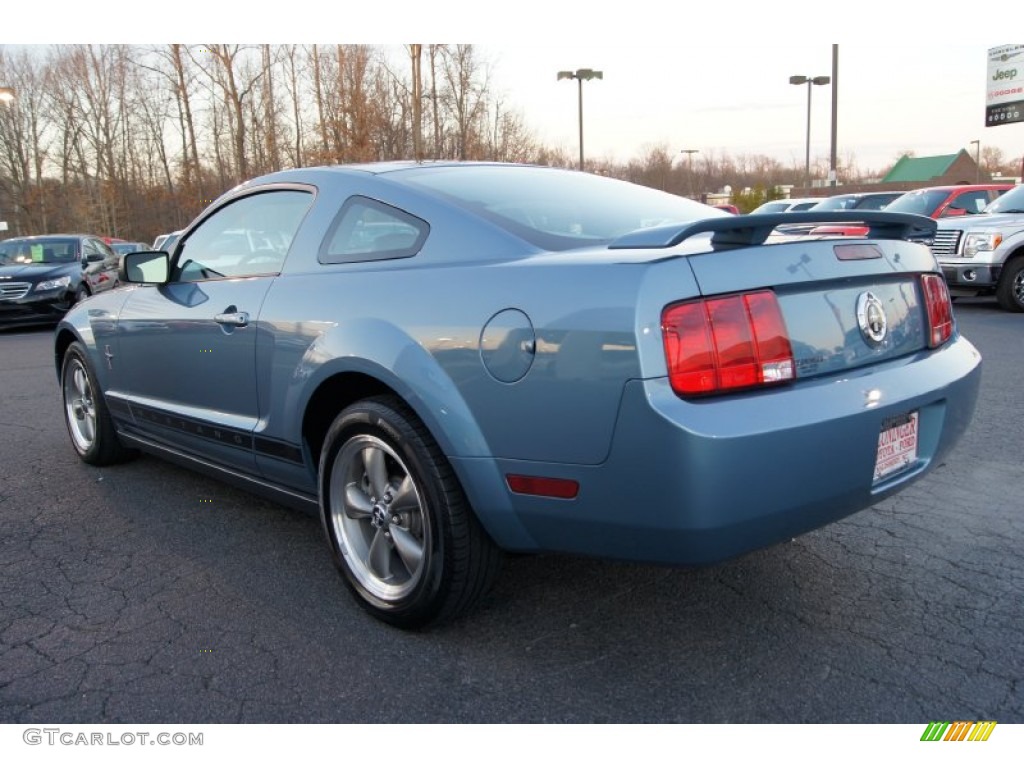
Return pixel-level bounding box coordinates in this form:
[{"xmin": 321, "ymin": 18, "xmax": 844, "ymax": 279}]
[
  {"xmin": 113, "ymin": 189, "xmax": 314, "ymax": 471},
  {"xmin": 83, "ymin": 238, "xmax": 120, "ymax": 293},
  {"xmin": 79, "ymin": 238, "xmax": 114, "ymax": 293}
]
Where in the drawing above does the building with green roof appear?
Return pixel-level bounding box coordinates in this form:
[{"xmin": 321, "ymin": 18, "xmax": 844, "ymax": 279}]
[{"xmin": 882, "ymin": 150, "xmax": 986, "ymax": 185}]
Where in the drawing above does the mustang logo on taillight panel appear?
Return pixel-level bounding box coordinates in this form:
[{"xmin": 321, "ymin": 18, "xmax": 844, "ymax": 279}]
[{"xmin": 856, "ymin": 291, "xmax": 888, "ymax": 346}]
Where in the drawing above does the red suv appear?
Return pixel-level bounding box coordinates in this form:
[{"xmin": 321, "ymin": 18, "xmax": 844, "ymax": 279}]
[{"xmin": 884, "ymin": 184, "xmax": 1014, "ymax": 218}]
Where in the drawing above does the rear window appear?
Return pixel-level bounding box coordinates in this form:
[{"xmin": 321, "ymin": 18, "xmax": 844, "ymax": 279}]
[
  {"xmin": 809, "ymin": 196, "xmax": 859, "ymax": 212},
  {"xmin": 395, "ymin": 165, "xmax": 722, "ymax": 251},
  {"xmin": 751, "ymin": 201, "xmax": 792, "ymax": 214}
]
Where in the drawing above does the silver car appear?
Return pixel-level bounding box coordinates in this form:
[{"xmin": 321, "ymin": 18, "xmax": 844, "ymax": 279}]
[{"xmin": 55, "ymin": 162, "xmax": 981, "ymax": 627}]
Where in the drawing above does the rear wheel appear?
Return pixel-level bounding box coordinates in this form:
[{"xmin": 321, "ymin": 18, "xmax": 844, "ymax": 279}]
[
  {"xmin": 61, "ymin": 342, "xmax": 136, "ymax": 465},
  {"xmin": 319, "ymin": 396, "xmax": 501, "ymax": 629},
  {"xmin": 996, "ymin": 256, "xmax": 1024, "ymax": 312}
]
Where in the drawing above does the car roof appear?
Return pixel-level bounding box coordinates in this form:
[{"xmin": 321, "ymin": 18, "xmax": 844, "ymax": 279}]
[
  {"xmin": 902, "ymin": 183, "xmax": 1014, "ymax": 192},
  {"xmin": 1, "ymin": 234, "xmax": 96, "ymax": 242}
]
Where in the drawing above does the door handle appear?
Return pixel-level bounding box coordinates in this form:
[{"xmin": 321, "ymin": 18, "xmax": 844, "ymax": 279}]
[{"xmin": 214, "ymin": 311, "xmax": 249, "ymax": 327}]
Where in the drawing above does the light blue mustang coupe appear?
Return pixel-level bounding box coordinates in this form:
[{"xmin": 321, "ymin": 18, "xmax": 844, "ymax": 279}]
[{"xmin": 55, "ymin": 163, "xmax": 981, "ymax": 627}]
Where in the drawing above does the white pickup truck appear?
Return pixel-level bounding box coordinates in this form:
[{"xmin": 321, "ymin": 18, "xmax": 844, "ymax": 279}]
[{"xmin": 932, "ymin": 184, "xmax": 1024, "ymax": 311}]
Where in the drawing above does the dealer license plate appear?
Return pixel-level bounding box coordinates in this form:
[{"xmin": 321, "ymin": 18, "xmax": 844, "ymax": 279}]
[{"xmin": 874, "ymin": 412, "xmax": 919, "ymax": 481}]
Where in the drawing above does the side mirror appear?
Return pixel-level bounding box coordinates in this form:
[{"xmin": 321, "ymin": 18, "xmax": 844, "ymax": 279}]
[
  {"xmin": 85, "ymin": 253, "xmax": 104, "ymax": 263},
  {"xmin": 120, "ymin": 251, "xmax": 170, "ymax": 284}
]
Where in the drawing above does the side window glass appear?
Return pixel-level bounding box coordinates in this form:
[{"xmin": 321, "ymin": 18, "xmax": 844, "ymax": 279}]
[
  {"xmin": 172, "ymin": 190, "xmax": 313, "ymax": 283},
  {"xmin": 950, "ymin": 192, "xmax": 985, "ymax": 214},
  {"xmin": 320, "ymin": 196, "xmax": 429, "ymax": 264},
  {"xmin": 82, "ymin": 240, "xmax": 104, "ymax": 262}
]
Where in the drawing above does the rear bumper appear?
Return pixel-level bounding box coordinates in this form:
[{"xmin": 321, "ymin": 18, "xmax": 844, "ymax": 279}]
[{"xmin": 476, "ymin": 335, "xmax": 981, "ymax": 564}]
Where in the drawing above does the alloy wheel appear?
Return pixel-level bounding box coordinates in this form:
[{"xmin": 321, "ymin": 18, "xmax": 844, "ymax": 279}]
[
  {"xmin": 64, "ymin": 359, "xmax": 97, "ymax": 453},
  {"xmin": 327, "ymin": 434, "xmax": 429, "ymax": 602}
]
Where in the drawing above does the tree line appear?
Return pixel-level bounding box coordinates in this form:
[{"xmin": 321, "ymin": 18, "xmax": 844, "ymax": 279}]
[
  {"xmin": 0, "ymin": 44, "xmax": 554, "ymax": 241},
  {"xmin": 1, "ymin": 44, "xmax": 1020, "ymax": 243}
]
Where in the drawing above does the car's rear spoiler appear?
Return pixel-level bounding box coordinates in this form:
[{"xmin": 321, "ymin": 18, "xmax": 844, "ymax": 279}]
[{"xmin": 608, "ymin": 211, "xmax": 936, "ymax": 250}]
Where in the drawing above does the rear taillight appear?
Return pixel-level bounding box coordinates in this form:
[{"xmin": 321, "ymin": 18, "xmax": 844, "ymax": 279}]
[
  {"xmin": 921, "ymin": 274, "xmax": 953, "ymax": 348},
  {"xmin": 661, "ymin": 290, "xmax": 795, "ymax": 397}
]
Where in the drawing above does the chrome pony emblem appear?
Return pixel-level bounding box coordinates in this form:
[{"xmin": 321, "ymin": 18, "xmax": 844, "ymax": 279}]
[{"xmin": 856, "ymin": 292, "xmax": 888, "ymax": 346}]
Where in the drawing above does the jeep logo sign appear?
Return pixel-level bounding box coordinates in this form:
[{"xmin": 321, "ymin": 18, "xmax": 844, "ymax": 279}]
[{"xmin": 986, "ymin": 45, "xmax": 1024, "ymax": 127}]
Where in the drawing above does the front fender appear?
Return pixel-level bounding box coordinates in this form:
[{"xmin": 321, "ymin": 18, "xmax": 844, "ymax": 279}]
[{"xmin": 53, "ymin": 290, "xmax": 131, "ymax": 388}]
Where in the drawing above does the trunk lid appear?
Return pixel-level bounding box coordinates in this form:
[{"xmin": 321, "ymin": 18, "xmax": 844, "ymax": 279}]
[
  {"xmin": 686, "ymin": 237, "xmax": 932, "ymax": 379},
  {"xmin": 618, "ymin": 212, "xmax": 942, "ymax": 383}
]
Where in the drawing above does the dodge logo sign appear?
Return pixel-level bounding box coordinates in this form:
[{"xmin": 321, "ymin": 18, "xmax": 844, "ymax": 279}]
[{"xmin": 856, "ymin": 291, "xmax": 888, "ymax": 346}]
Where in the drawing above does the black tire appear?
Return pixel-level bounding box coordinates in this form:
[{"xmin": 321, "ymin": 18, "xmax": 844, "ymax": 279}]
[
  {"xmin": 996, "ymin": 256, "xmax": 1024, "ymax": 312},
  {"xmin": 74, "ymin": 285, "xmax": 90, "ymax": 304},
  {"xmin": 60, "ymin": 341, "xmax": 137, "ymax": 466},
  {"xmin": 319, "ymin": 396, "xmax": 501, "ymax": 629}
]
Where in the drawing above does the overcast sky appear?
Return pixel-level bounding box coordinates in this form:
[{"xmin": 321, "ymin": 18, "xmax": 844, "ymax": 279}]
[
  {"xmin": 479, "ymin": 43, "xmax": 1022, "ymax": 173},
  {"xmin": 5, "ymin": 2, "xmax": 1022, "ymax": 175}
]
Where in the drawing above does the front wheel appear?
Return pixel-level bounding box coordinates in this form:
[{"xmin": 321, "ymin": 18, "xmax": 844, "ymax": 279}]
[
  {"xmin": 319, "ymin": 396, "xmax": 501, "ymax": 629},
  {"xmin": 996, "ymin": 256, "xmax": 1024, "ymax": 312},
  {"xmin": 61, "ymin": 341, "xmax": 136, "ymax": 466}
]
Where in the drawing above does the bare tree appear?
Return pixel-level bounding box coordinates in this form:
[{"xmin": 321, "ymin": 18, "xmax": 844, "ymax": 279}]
[
  {"xmin": 439, "ymin": 45, "xmax": 488, "ymax": 160},
  {"xmin": 0, "ymin": 48, "xmax": 54, "ymax": 233},
  {"xmin": 192, "ymin": 44, "xmax": 268, "ymax": 183},
  {"xmin": 281, "ymin": 44, "xmax": 305, "ymax": 167}
]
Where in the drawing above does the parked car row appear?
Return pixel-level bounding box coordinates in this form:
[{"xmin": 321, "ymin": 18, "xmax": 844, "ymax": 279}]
[
  {"xmin": 0, "ymin": 232, "xmax": 187, "ymax": 329},
  {"xmin": 751, "ymin": 182, "xmax": 1024, "ymax": 312},
  {"xmin": 757, "ymin": 185, "xmax": 1011, "ymax": 236},
  {"xmin": 0, "ymin": 234, "xmax": 120, "ymax": 328}
]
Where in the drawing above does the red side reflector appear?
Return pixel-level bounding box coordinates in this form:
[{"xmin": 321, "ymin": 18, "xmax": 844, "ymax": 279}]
[
  {"xmin": 506, "ymin": 474, "xmax": 579, "ymax": 499},
  {"xmin": 661, "ymin": 290, "xmax": 795, "ymax": 396},
  {"xmin": 921, "ymin": 274, "xmax": 953, "ymax": 348}
]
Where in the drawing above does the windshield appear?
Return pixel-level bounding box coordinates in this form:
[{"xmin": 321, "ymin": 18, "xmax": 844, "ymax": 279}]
[
  {"xmin": 0, "ymin": 237, "xmax": 79, "ymax": 265},
  {"xmin": 984, "ymin": 184, "xmax": 1024, "ymax": 214},
  {"xmin": 885, "ymin": 190, "xmax": 949, "ymax": 216},
  {"xmin": 395, "ymin": 165, "xmax": 724, "ymax": 251}
]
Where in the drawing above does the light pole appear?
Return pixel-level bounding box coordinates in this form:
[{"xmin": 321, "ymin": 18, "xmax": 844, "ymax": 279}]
[
  {"xmin": 789, "ymin": 74, "xmax": 830, "ymax": 192},
  {"xmin": 970, "ymin": 139, "xmax": 981, "ymax": 183},
  {"xmin": 0, "ymin": 87, "xmax": 14, "ymax": 236},
  {"xmin": 680, "ymin": 149, "xmax": 699, "ymax": 198},
  {"xmin": 829, "ymin": 45, "xmax": 838, "ymax": 188},
  {"xmin": 557, "ymin": 68, "xmax": 602, "ymax": 171}
]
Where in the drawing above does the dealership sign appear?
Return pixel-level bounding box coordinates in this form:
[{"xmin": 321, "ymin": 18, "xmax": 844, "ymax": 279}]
[{"xmin": 986, "ymin": 44, "xmax": 1024, "ymax": 126}]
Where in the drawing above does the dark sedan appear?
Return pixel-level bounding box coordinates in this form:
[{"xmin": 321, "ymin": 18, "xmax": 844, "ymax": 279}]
[{"xmin": 0, "ymin": 234, "xmax": 119, "ymax": 327}]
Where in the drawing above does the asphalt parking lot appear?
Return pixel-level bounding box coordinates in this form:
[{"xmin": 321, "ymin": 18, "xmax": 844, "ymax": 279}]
[{"xmin": 0, "ymin": 299, "xmax": 1021, "ymax": 723}]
